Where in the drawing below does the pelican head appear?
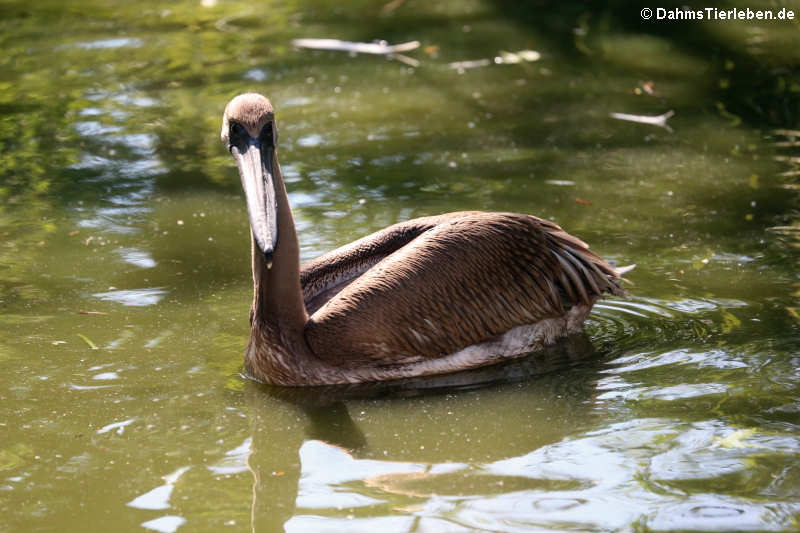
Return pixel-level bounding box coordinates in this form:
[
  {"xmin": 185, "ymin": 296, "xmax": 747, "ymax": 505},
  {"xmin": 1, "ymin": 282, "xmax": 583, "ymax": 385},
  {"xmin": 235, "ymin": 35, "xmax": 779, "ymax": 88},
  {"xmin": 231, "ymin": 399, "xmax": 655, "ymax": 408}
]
[{"xmin": 221, "ymin": 93, "xmax": 279, "ymax": 263}]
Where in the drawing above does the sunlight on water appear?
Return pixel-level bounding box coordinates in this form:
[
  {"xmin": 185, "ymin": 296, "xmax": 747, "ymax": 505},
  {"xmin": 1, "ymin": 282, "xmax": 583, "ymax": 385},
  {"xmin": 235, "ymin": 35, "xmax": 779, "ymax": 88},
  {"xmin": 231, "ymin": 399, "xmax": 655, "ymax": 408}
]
[
  {"xmin": 256, "ymin": 417, "xmax": 800, "ymax": 531},
  {"xmin": 93, "ymin": 287, "xmax": 168, "ymax": 306}
]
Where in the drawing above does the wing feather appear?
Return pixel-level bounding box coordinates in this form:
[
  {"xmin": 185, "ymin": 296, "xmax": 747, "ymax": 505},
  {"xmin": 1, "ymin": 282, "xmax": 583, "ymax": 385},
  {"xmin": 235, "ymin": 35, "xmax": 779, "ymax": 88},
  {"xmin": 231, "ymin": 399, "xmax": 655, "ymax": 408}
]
[
  {"xmin": 300, "ymin": 211, "xmax": 482, "ymax": 313},
  {"xmin": 304, "ymin": 212, "xmax": 623, "ymax": 368}
]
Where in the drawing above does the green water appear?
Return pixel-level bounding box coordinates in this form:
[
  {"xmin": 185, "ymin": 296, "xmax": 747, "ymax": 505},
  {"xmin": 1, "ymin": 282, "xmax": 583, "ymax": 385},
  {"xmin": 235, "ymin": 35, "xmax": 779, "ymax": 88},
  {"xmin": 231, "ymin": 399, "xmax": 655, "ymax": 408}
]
[{"xmin": 2, "ymin": 0, "xmax": 800, "ymax": 531}]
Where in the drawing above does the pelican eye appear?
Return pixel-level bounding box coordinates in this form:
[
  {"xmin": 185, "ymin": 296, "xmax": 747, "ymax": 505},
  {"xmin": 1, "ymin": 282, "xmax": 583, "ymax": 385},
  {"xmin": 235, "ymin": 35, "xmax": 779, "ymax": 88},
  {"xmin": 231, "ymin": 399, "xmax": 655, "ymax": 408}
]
[
  {"xmin": 260, "ymin": 122, "xmax": 274, "ymax": 146},
  {"xmin": 230, "ymin": 121, "xmax": 248, "ymax": 140}
]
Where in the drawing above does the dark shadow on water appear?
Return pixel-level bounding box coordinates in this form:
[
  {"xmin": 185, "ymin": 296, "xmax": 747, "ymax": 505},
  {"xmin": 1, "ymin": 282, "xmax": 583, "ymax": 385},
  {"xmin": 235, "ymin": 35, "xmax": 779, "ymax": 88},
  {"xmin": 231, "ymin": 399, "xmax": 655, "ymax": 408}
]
[
  {"xmin": 301, "ymin": 401, "xmax": 368, "ymax": 451},
  {"xmin": 487, "ymin": 0, "xmax": 800, "ymax": 128}
]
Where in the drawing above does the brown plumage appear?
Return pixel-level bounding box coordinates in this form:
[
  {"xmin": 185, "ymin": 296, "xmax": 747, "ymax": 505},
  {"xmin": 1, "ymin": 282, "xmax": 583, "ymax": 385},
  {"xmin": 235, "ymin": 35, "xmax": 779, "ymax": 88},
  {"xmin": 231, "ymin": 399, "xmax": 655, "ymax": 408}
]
[{"xmin": 221, "ymin": 93, "xmax": 631, "ymax": 386}]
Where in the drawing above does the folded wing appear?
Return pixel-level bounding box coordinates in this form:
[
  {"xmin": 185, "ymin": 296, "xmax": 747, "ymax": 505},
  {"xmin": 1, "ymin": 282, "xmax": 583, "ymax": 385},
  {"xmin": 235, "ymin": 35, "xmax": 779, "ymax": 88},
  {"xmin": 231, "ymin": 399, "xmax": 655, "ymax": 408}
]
[{"xmin": 304, "ymin": 212, "xmax": 624, "ymax": 369}]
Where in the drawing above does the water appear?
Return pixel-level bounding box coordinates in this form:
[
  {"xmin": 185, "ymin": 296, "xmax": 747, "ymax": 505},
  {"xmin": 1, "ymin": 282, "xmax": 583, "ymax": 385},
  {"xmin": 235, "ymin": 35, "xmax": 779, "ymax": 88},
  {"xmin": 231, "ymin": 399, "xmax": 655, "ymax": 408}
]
[{"xmin": 2, "ymin": 0, "xmax": 799, "ymax": 531}]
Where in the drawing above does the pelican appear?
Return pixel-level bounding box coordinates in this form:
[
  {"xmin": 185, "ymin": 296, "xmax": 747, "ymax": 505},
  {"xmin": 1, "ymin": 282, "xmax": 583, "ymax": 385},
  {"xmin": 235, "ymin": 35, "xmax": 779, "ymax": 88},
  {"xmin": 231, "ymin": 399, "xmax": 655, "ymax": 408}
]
[{"xmin": 221, "ymin": 93, "xmax": 631, "ymax": 386}]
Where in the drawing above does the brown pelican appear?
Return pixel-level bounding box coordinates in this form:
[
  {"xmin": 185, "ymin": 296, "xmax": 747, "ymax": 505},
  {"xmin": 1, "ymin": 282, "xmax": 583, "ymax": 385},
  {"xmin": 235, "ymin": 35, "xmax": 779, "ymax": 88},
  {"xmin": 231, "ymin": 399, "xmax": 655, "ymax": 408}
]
[{"xmin": 221, "ymin": 93, "xmax": 631, "ymax": 386}]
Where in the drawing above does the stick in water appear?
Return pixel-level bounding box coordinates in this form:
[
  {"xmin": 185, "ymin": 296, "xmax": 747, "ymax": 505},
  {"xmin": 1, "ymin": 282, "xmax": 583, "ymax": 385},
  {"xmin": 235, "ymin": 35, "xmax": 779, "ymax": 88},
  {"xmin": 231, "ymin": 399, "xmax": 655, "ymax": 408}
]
[
  {"xmin": 610, "ymin": 110, "xmax": 675, "ymax": 132},
  {"xmin": 292, "ymin": 39, "xmax": 421, "ymax": 66}
]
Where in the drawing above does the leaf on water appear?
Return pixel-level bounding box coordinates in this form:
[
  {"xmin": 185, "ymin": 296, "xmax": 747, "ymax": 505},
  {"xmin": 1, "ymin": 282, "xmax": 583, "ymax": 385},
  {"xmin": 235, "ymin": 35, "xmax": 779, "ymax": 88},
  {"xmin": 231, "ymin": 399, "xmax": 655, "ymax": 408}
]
[{"xmin": 77, "ymin": 333, "xmax": 99, "ymax": 350}]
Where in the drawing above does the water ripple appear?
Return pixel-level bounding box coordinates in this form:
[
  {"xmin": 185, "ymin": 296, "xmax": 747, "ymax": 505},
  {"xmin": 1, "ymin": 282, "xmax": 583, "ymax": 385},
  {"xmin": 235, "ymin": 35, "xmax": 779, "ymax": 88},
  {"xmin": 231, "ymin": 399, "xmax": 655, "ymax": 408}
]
[
  {"xmin": 93, "ymin": 288, "xmax": 167, "ymax": 307},
  {"xmin": 587, "ymin": 295, "xmax": 761, "ymax": 357},
  {"xmin": 604, "ymin": 349, "xmax": 748, "ymax": 374},
  {"xmin": 69, "ymin": 89, "xmax": 165, "ymax": 237},
  {"xmin": 282, "ymin": 418, "xmax": 800, "ymax": 531},
  {"xmin": 115, "ymin": 247, "xmax": 157, "ymax": 268},
  {"xmin": 74, "ymin": 37, "xmax": 144, "ymax": 50},
  {"xmin": 207, "ymin": 439, "xmax": 251, "ymax": 475},
  {"xmin": 74, "ymin": 121, "xmax": 123, "ymax": 137},
  {"xmin": 649, "ymin": 496, "xmax": 797, "ymax": 531},
  {"xmin": 297, "ymin": 134, "xmax": 325, "ymax": 147},
  {"xmin": 128, "ymin": 466, "xmax": 191, "ymax": 510}
]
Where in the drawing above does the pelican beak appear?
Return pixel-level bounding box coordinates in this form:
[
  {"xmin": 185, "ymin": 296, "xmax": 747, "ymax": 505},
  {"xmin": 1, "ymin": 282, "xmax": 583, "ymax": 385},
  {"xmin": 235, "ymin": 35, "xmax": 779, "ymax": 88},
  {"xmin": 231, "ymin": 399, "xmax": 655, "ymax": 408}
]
[{"xmin": 233, "ymin": 139, "xmax": 278, "ymax": 265}]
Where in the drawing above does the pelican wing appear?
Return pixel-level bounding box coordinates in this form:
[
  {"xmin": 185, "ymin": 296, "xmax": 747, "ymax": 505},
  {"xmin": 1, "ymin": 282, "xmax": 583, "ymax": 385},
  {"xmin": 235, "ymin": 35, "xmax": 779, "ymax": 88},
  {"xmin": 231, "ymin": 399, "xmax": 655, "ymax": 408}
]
[
  {"xmin": 304, "ymin": 212, "xmax": 624, "ymax": 368},
  {"xmin": 300, "ymin": 211, "xmax": 482, "ymax": 314}
]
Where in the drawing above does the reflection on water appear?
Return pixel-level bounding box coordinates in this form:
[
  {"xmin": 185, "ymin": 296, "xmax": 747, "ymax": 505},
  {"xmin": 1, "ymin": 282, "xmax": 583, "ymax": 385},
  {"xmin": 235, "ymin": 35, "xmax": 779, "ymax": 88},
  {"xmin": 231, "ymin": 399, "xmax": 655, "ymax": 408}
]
[
  {"xmin": 128, "ymin": 467, "xmax": 191, "ymax": 511},
  {"xmin": 234, "ymin": 295, "xmax": 800, "ymax": 532},
  {"xmin": 0, "ymin": 286, "xmax": 798, "ymax": 533},
  {"xmin": 115, "ymin": 247, "xmax": 157, "ymax": 269},
  {"xmin": 207, "ymin": 439, "xmax": 252, "ymax": 476},
  {"xmin": 244, "ymin": 343, "xmax": 800, "ymax": 532},
  {"xmin": 245, "ymin": 337, "xmax": 601, "ymax": 531},
  {"xmin": 140, "ymin": 515, "xmax": 186, "ymax": 533}
]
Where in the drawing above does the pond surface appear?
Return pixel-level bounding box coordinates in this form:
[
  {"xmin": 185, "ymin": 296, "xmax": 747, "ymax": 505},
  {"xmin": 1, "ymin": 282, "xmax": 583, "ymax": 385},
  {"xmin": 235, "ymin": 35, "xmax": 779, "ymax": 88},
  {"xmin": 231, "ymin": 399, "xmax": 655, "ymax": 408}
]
[{"xmin": 2, "ymin": 0, "xmax": 800, "ymax": 531}]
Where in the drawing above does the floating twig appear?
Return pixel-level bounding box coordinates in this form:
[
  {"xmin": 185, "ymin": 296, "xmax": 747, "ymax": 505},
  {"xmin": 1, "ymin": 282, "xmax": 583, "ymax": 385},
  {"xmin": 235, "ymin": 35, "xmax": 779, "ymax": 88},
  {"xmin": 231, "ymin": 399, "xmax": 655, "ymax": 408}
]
[
  {"xmin": 79, "ymin": 311, "xmax": 108, "ymax": 315},
  {"xmin": 292, "ymin": 38, "xmax": 420, "ymax": 54},
  {"xmin": 610, "ymin": 110, "xmax": 675, "ymax": 132},
  {"xmin": 77, "ymin": 334, "xmax": 99, "ymax": 350},
  {"xmin": 292, "ymin": 38, "xmax": 421, "ymax": 66},
  {"xmin": 392, "ymin": 54, "xmax": 420, "ymax": 68}
]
